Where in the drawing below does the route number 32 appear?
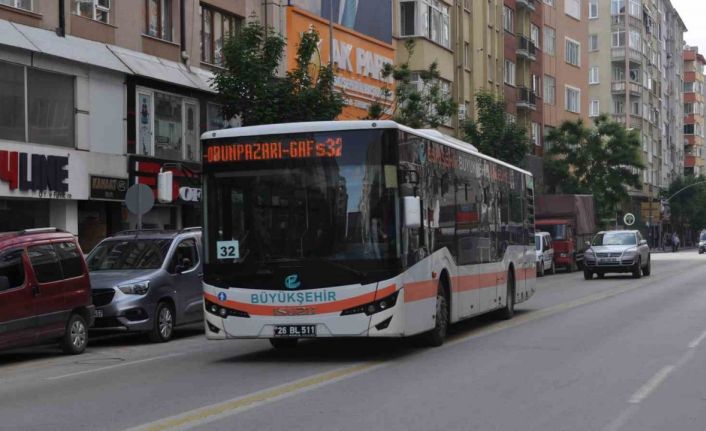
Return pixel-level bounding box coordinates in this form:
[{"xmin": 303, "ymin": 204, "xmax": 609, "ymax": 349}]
[{"xmin": 216, "ymin": 240, "xmax": 240, "ymax": 259}]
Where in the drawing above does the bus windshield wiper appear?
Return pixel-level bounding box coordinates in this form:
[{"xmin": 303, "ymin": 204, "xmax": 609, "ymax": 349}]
[{"xmin": 307, "ymin": 259, "xmax": 367, "ymax": 278}]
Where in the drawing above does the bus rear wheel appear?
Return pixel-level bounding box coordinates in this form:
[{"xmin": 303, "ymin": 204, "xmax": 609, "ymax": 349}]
[
  {"xmin": 498, "ymin": 269, "xmax": 515, "ymax": 320},
  {"xmin": 270, "ymin": 338, "xmax": 298, "ymax": 350}
]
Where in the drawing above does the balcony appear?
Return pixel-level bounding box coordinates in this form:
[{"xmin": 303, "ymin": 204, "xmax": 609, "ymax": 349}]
[
  {"xmin": 610, "ymin": 12, "xmax": 642, "ymax": 29},
  {"xmin": 611, "ymin": 47, "xmax": 643, "ymax": 63},
  {"xmin": 517, "ymin": 87, "xmax": 537, "ymax": 110},
  {"xmin": 611, "ymin": 81, "xmax": 642, "ymax": 96},
  {"xmin": 516, "ymin": 35, "xmax": 537, "ymax": 61},
  {"xmin": 516, "ymin": 0, "xmax": 536, "ymax": 11},
  {"xmin": 613, "ymin": 113, "xmax": 643, "ymax": 128}
]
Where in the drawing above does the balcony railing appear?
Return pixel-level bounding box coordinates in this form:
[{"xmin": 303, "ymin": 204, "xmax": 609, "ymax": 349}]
[
  {"xmin": 516, "ymin": 35, "xmax": 537, "ymax": 61},
  {"xmin": 517, "ymin": 87, "xmax": 537, "ymax": 110},
  {"xmin": 611, "ymin": 81, "xmax": 642, "ymax": 95},
  {"xmin": 516, "ymin": 0, "xmax": 536, "ymax": 11}
]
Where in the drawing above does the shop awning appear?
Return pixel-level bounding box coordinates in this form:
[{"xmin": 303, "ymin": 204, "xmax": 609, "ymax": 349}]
[
  {"xmin": 0, "ymin": 20, "xmax": 38, "ymax": 52},
  {"xmin": 108, "ymin": 45, "xmax": 216, "ymax": 93}
]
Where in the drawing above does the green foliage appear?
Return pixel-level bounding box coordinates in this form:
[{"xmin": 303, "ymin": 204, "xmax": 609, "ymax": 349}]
[
  {"xmin": 212, "ymin": 19, "xmax": 343, "ymax": 126},
  {"xmin": 461, "ymin": 91, "xmax": 529, "ymax": 166},
  {"xmin": 367, "ymin": 40, "xmax": 456, "ymax": 128},
  {"xmin": 663, "ymin": 175, "xmax": 706, "ymax": 232},
  {"xmin": 544, "ymin": 114, "xmax": 644, "ymax": 221}
]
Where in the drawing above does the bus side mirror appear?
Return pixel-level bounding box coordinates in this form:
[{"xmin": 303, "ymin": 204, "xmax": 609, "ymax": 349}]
[{"xmin": 403, "ymin": 196, "xmax": 421, "ymax": 229}]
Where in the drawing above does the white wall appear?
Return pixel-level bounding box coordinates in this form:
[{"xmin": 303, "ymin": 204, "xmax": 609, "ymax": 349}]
[{"xmin": 88, "ymin": 68, "xmax": 126, "ymax": 155}]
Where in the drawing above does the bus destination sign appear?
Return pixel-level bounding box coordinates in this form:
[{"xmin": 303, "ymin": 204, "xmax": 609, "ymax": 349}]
[{"xmin": 206, "ymin": 137, "xmax": 343, "ymax": 163}]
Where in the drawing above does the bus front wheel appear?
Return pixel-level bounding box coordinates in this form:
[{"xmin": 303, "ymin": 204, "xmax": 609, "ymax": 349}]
[{"xmin": 422, "ymin": 283, "xmax": 449, "ymax": 347}]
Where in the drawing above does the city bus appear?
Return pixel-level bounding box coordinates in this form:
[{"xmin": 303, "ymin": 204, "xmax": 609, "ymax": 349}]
[{"xmin": 201, "ymin": 121, "xmax": 536, "ymax": 348}]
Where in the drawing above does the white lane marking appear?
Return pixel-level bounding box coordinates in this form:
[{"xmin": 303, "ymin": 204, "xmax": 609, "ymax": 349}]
[
  {"xmin": 123, "ymin": 361, "xmax": 388, "ymax": 431},
  {"xmin": 47, "ymin": 352, "xmax": 185, "ymax": 381},
  {"xmin": 688, "ymin": 329, "xmax": 706, "ymax": 349},
  {"xmin": 602, "ymin": 405, "xmax": 640, "ymax": 431},
  {"xmin": 628, "ymin": 365, "xmax": 674, "ymax": 404}
]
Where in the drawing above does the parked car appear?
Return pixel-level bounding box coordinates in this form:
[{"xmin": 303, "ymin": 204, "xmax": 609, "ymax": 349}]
[
  {"xmin": 0, "ymin": 228, "xmax": 94, "ymax": 354},
  {"xmin": 535, "ymin": 232, "xmax": 555, "ymax": 277},
  {"xmin": 86, "ymin": 228, "xmax": 203, "ymax": 342},
  {"xmin": 698, "ymin": 231, "xmax": 706, "ymax": 254},
  {"xmin": 583, "ymin": 230, "xmax": 651, "ymax": 280}
]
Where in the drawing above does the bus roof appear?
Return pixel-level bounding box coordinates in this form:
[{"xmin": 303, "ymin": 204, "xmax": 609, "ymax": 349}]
[{"xmin": 201, "ymin": 120, "xmax": 533, "ymax": 177}]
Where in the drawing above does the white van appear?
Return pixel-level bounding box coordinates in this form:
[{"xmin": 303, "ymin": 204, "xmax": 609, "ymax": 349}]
[{"xmin": 535, "ymin": 232, "xmax": 555, "ymax": 277}]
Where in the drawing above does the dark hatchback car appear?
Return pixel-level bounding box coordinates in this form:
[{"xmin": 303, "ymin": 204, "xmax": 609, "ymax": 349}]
[
  {"xmin": 87, "ymin": 229, "xmax": 203, "ymax": 342},
  {"xmin": 0, "ymin": 228, "xmax": 94, "ymax": 354}
]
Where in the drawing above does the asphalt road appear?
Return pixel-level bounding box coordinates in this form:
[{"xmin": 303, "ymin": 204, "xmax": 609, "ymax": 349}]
[{"xmin": 2, "ymin": 250, "xmax": 706, "ymax": 431}]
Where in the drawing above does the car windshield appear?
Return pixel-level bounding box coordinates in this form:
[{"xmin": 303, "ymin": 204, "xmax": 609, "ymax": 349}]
[
  {"xmin": 592, "ymin": 232, "xmax": 636, "ymax": 246},
  {"xmin": 535, "ymin": 236, "xmax": 541, "ymax": 251},
  {"xmin": 87, "ymin": 239, "xmax": 172, "ymax": 271},
  {"xmin": 537, "ymin": 224, "xmax": 567, "ymax": 240}
]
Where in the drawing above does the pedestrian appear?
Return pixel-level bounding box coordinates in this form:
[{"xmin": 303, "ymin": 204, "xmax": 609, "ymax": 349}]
[{"xmin": 672, "ymin": 232, "xmax": 680, "ymax": 252}]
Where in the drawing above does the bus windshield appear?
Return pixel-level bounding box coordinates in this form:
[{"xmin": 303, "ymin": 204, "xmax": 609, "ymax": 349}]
[{"xmin": 203, "ymin": 129, "xmax": 400, "ymax": 288}]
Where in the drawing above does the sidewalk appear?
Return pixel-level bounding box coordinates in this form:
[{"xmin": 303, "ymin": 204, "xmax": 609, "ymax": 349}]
[{"xmin": 650, "ymin": 246, "xmax": 696, "ymax": 254}]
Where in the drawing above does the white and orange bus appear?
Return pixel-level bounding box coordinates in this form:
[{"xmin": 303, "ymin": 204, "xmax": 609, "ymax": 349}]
[{"xmin": 201, "ymin": 121, "xmax": 536, "ymax": 348}]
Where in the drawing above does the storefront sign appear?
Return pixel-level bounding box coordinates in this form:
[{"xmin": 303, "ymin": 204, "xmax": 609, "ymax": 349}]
[
  {"xmin": 0, "ymin": 150, "xmax": 69, "ymax": 194},
  {"xmin": 128, "ymin": 156, "xmax": 201, "ymax": 204},
  {"xmin": 90, "ymin": 175, "xmax": 128, "ymax": 201},
  {"xmin": 286, "ymin": 7, "xmax": 395, "ymax": 120}
]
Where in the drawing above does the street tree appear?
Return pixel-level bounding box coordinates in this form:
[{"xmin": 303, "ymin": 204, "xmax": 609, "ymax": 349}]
[
  {"xmin": 544, "ymin": 114, "xmax": 644, "ymax": 221},
  {"xmin": 367, "ymin": 40, "xmax": 456, "ymax": 129},
  {"xmin": 663, "ymin": 175, "xmax": 706, "ymax": 233},
  {"xmin": 212, "ymin": 19, "xmax": 343, "ymax": 126},
  {"xmin": 461, "ymin": 90, "xmax": 529, "ymax": 166}
]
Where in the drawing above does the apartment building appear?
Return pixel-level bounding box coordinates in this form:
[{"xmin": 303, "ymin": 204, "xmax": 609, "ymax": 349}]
[
  {"xmin": 588, "ymin": 0, "xmax": 685, "ymax": 209},
  {"xmin": 683, "ymin": 46, "xmax": 705, "ymax": 176},
  {"xmin": 0, "ymin": 0, "xmax": 253, "ymax": 249},
  {"xmin": 394, "ymin": 0, "xmax": 504, "ymax": 136},
  {"xmin": 542, "ymin": 0, "xmax": 589, "ymax": 140}
]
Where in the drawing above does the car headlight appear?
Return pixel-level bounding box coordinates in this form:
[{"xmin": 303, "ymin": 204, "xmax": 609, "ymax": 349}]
[
  {"xmin": 585, "ymin": 249, "xmax": 594, "ymax": 256},
  {"xmin": 622, "ymin": 248, "xmax": 637, "ymax": 258},
  {"xmin": 700, "ymin": 241, "xmax": 705, "ymax": 247},
  {"xmin": 118, "ymin": 280, "xmax": 150, "ymax": 295}
]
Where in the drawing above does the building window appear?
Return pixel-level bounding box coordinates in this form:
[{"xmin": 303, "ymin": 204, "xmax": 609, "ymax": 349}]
[
  {"xmin": 589, "ymin": 0, "xmax": 598, "ymax": 18},
  {"xmin": 137, "ymin": 88, "xmax": 200, "ymax": 162},
  {"xmin": 684, "ymin": 124, "xmax": 695, "ymax": 135},
  {"xmin": 590, "ymin": 100, "xmax": 600, "ymax": 117},
  {"xmin": 145, "ymin": 0, "xmax": 172, "ymax": 42},
  {"xmin": 0, "ymin": 61, "xmax": 76, "ymax": 147},
  {"xmin": 544, "ymin": 75, "xmax": 556, "ymax": 105},
  {"xmin": 565, "ymin": 0, "xmax": 581, "ymax": 19},
  {"xmin": 201, "ymin": 5, "xmax": 242, "ymax": 65},
  {"xmin": 612, "ymin": 30, "xmax": 625, "ymax": 47},
  {"xmin": 629, "ymin": 30, "xmax": 641, "ymax": 50},
  {"xmin": 685, "ymin": 103, "xmax": 694, "ymax": 115},
  {"xmin": 628, "ymin": 0, "xmax": 641, "ymax": 17},
  {"xmin": 0, "ymin": 61, "xmax": 25, "ymax": 142},
  {"xmin": 399, "ymin": 0, "xmax": 450, "ymax": 48},
  {"xmin": 589, "ymin": 34, "xmax": 598, "ymax": 51},
  {"xmin": 532, "ymin": 74, "xmax": 541, "ymax": 95},
  {"xmin": 0, "ymin": 0, "xmax": 31, "ymax": 10},
  {"xmin": 464, "ymin": 42, "xmax": 470, "ymax": 69},
  {"xmin": 565, "ymin": 38, "xmax": 580, "ymax": 66},
  {"xmin": 565, "ymin": 86, "xmax": 580, "ymax": 113},
  {"xmin": 544, "ymin": 26, "xmax": 556, "ymax": 55},
  {"xmin": 504, "ymin": 60, "xmax": 515, "ymax": 86},
  {"xmin": 589, "ymin": 66, "xmax": 599, "ymax": 84},
  {"xmin": 503, "ymin": 6, "xmax": 513, "ymax": 33},
  {"xmin": 74, "ymin": 0, "xmax": 110, "ymax": 23},
  {"xmin": 532, "ymin": 122, "xmax": 541, "ymax": 147},
  {"xmin": 530, "ymin": 24, "xmax": 540, "ymax": 49},
  {"xmin": 611, "ymin": 0, "xmax": 624, "ymax": 15}
]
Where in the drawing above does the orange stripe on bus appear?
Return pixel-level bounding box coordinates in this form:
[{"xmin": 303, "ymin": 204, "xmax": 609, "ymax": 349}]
[
  {"xmin": 205, "ymin": 284, "xmax": 397, "ymax": 316},
  {"xmin": 403, "ymin": 280, "xmax": 438, "ymax": 302}
]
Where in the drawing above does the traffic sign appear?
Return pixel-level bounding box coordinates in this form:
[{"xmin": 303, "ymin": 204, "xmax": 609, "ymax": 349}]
[
  {"xmin": 125, "ymin": 183, "xmax": 154, "ymax": 229},
  {"xmin": 623, "ymin": 213, "xmax": 636, "ymax": 226}
]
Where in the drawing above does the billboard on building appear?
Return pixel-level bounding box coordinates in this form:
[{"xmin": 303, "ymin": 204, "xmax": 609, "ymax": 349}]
[
  {"xmin": 286, "ymin": 6, "xmax": 395, "ymax": 120},
  {"xmin": 289, "ymin": 0, "xmax": 392, "ymax": 44}
]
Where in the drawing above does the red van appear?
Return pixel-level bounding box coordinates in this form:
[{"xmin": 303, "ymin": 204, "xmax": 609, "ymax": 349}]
[{"xmin": 0, "ymin": 228, "xmax": 94, "ymax": 354}]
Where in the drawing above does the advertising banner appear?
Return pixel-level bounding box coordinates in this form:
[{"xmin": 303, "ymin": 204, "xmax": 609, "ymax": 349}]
[
  {"xmin": 289, "ymin": 0, "xmax": 392, "ymax": 44},
  {"xmin": 286, "ymin": 6, "xmax": 395, "ymax": 120}
]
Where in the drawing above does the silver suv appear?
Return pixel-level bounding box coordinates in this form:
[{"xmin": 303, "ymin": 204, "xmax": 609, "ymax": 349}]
[
  {"xmin": 86, "ymin": 228, "xmax": 203, "ymax": 342},
  {"xmin": 583, "ymin": 230, "xmax": 651, "ymax": 280}
]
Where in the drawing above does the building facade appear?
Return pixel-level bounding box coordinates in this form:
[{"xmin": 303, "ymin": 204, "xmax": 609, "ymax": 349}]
[
  {"xmin": 587, "ymin": 0, "xmax": 685, "ymax": 216},
  {"xmin": 683, "ymin": 46, "xmax": 705, "ymax": 176},
  {"xmin": 543, "ymin": 0, "xmax": 589, "ymax": 137},
  {"xmin": 0, "ymin": 0, "xmax": 255, "ymax": 250}
]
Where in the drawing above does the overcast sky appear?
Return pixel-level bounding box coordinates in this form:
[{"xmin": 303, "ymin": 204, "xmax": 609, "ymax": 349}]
[{"xmin": 671, "ymin": 0, "xmax": 706, "ymax": 50}]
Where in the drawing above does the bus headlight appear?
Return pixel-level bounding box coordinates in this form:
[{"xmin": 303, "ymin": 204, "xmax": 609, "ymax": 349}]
[
  {"xmin": 205, "ymin": 299, "xmax": 250, "ymax": 318},
  {"xmin": 341, "ymin": 291, "xmax": 399, "ymax": 316}
]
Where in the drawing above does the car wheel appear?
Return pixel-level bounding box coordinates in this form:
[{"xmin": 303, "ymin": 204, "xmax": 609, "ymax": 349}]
[
  {"xmin": 270, "ymin": 338, "xmax": 298, "ymax": 350},
  {"xmin": 583, "ymin": 269, "xmax": 593, "ymax": 280},
  {"xmin": 550, "ymin": 261, "xmax": 556, "ymax": 275},
  {"xmin": 597, "ymin": 272, "xmax": 605, "ymax": 279},
  {"xmin": 61, "ymin": 314, "xmax": 88, "ymax": 355},
  {"xmin": 699, "ymin": 250, "xmax": 703, "ymax": 255},
  {"xmin": 643, "ymin": 255, "xmax": 651, "ymax": 276},
  {"xmin": 498, "ymin": 269, "xmax": 515, "ymax": 321},
  {"xmin": 149, "ymin": 301, "xmax": 174, "ymax": 343},
  {"xmin": 632, "ymin": 258, "xmax": 642, "ymax": 279},
  {"xmin": 422, "ymin": 283, "xmax": 450, "ymax": 347},
  {"xmin": 538, "ymin": 262, "xmax": 545, "ymax": 277}
]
